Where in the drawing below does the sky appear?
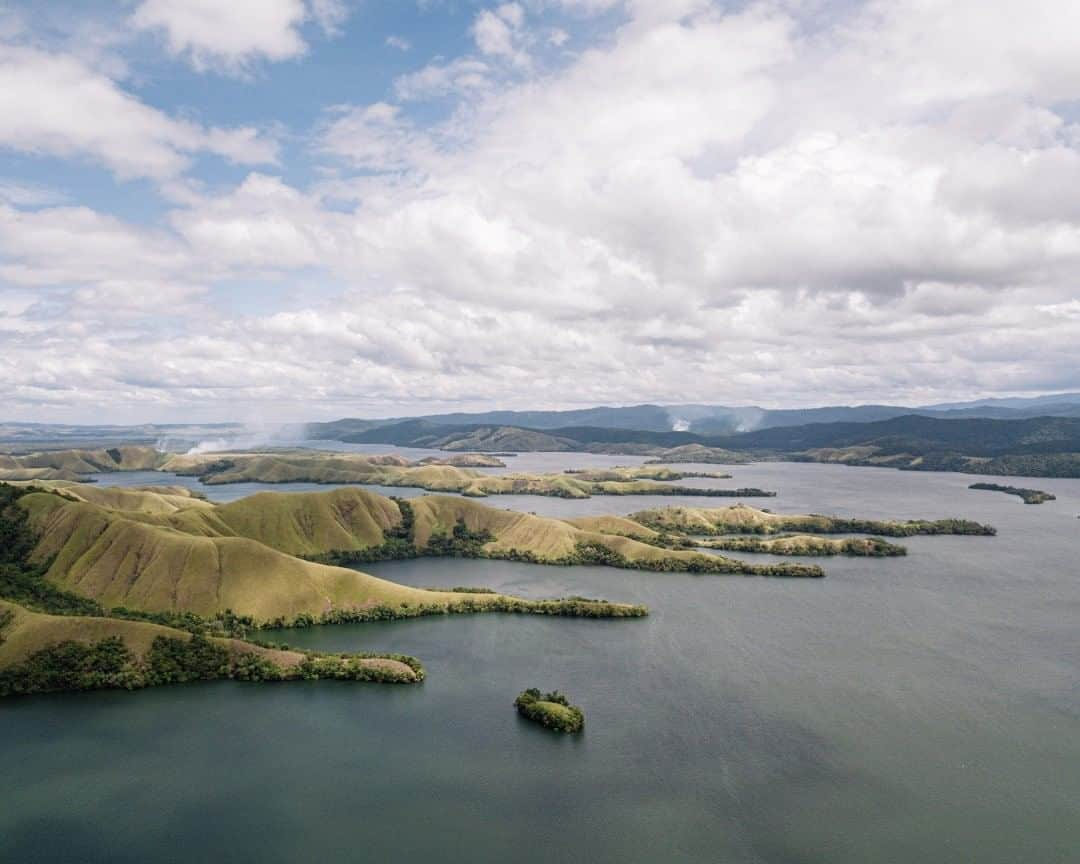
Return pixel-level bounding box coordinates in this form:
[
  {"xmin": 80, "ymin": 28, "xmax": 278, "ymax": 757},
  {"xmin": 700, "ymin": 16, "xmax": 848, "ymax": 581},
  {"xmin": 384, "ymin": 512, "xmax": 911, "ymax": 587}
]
[{"xmin": 2, "ymin": 0, "xmax": 1080, "ymax": 424}]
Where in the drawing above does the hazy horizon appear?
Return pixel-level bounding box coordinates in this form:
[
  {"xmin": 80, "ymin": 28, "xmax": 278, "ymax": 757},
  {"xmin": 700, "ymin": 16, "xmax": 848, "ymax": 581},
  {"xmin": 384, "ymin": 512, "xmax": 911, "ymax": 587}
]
[{"xmin": 4, "ymin": 391, "xmax": 1080, "ymax": 429}]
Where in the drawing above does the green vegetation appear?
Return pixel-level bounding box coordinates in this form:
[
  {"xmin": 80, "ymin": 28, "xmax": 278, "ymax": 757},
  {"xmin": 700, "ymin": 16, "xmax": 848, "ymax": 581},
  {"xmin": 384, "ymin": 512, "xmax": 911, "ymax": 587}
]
[
  {"xmin": 1, "ymin": 636, "xmax": 141, "ymax": 696},
  {"xmin": 1, "ymin": 483, "xmax": 104, "ymax": 616},
  {"xmin": 514, "ymin": 688, "xmax": 585, "ymax": 733},
  {"xmin": 563, "ymin": 466, "xmax": 732, "ymax": 481},
  {"xmin": 723, "ymin": 416, "xmax": 1080, "ymax": 478},
  {"xmin": 698, "ymin": 535, "xmax": 907, "ymax": 557},
  {"xmin": 969, "ymin": 483, "xmax": 1056, "ymax": 504},
  {"xmin": 558, "ymin": 540, "xmax": 824, "ymax": 576},
  {"xmin": 428, "ymin": 586, "xmax": 499, "ymax": 594},
  {"xmin": 279, "ymin": 594, "xmax": 648, "ymax": 628},
  {"xmin": 0, "ymin": 626, "xmax": 424, "ymax": 697}
]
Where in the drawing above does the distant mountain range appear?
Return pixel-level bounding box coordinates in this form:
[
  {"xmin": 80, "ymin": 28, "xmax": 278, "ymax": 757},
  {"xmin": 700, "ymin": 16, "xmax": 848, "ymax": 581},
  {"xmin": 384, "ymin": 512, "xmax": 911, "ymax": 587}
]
[
  {"xmin": 5, "ymin": 393, "xmax": 1080, "ymax": 477},
  {"xmin": 308, "ymin": 392, "xmax": 1080, "ymax": 438},
  {"xmin": 309, "ymin": 414, "xmax": 1080, "ymax": 477}
]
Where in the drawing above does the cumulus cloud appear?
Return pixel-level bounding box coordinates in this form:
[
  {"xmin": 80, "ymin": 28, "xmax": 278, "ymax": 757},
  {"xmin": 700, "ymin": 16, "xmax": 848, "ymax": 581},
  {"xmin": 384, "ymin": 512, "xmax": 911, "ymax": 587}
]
[
  {"xmin": 471, "ymin": 3, "xmax": 531, "ymax": 67},
  {"xmin": 131, "ymin": 0, "xmax": 349, "ymax": 74},
  {"xmin": 0, "ymin": 43, "xmax": 278, "ymax": 179},
  {"xmin": 5, "ymin": 0, "xmax": 1080, "ymax": 422}
]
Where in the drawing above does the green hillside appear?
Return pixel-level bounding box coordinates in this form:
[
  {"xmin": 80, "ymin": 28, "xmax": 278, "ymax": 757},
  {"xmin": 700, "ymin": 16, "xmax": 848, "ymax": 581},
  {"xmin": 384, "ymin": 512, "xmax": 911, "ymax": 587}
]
[
  {"xmin": 5, "ymin": 484, "xmax": 648, "ymax": 628},
  {"xmin": 0, "ymin": 598, "xmax": 423, "ymax": 696}
]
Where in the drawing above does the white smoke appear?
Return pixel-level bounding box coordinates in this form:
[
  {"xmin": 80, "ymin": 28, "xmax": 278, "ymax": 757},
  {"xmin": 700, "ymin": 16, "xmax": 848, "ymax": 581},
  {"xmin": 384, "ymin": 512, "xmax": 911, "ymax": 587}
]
[
  {"xmin": 670, "ymin": 418, "xmax": 690, "ymax": 432},
  {"xmin": 154, "ymin": 423, "xmax": 309, "ymax": 455}
]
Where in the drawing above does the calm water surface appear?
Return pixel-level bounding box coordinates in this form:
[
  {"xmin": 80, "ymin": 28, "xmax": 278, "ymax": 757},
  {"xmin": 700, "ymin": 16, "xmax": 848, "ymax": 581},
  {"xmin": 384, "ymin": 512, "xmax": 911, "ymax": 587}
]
[{"xmin": 3, "ymin": 460, "xmax": 1079, "ymax": 863}]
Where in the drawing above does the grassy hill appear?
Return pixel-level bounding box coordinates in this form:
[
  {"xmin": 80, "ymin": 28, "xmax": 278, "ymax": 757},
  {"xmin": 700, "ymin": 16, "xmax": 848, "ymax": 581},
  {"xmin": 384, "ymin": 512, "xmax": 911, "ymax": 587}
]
[
  {"xmin": 161, "ymin": 451, "xmax": 771, "ymax": 499},
  {"xmin": 717, "ymin": 415, "xmax": 1080, "ymax": 476},
  {"xmin": 21, "ymin": 492, "xmax": 451, "ymax": 620},
  {"xmin": 6, "ymin": 485, "xmax": 649, "ymax": 626},
  {"xmin": 0, "ymin": 598, "xmax": 422, "ymax": 696},
  {"xmin": 304, "ymin": 395, "xmax": 1080, "ymax": 440},
  {"xmin": 306, "ymin": 414, "xmax": 1080, "ymax": 477},
  {"xmin": 0, "ymin": 446, "xmax": 166, "ymax": 481},
  {"xmin": 1, "ymin": 598, "xmax": 305, "ymax": 673}
]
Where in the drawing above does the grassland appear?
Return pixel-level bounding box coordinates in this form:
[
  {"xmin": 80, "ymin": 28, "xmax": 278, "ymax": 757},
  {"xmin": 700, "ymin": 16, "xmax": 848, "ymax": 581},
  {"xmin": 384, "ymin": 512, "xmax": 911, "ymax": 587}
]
[
  {"xmin": 644, "ymin": 444, "xmax": 752, "ymax": 464},
  {"xmin": 0, "ymin": 598, "xmax": 423, "ymax": 696},
  {"xmin": 0, "ymin": 445, "xmax": 166, "ymax": 481},
  {"xmin": 0, "ymin": 480, "xmax": 660, "ymax": 697},
  {"xmin": 162, "ymin": 451, "xmax": 775, "ymax": 499},
  {"xmin": 6, "ymin": 484, "xmax": 650, "ymax": 629}
]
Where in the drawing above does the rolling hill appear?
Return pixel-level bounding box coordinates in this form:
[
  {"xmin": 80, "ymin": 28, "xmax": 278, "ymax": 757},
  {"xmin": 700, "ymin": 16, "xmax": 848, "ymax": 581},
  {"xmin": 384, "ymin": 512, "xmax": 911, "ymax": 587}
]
[
  {"xmin": 307, "ymin": 415, "xmax": 1080, "ymax": 477},
  {"xmin": 10, "ymin": 484, "xmax": 819, "ymax": 630},
  {"xmin": 159, "ymin": 451, "xmax": 768, "ymax": 498},
  {"xmin": 305, "ymin": 393, "xmax": 1080, "ymax": 439}
]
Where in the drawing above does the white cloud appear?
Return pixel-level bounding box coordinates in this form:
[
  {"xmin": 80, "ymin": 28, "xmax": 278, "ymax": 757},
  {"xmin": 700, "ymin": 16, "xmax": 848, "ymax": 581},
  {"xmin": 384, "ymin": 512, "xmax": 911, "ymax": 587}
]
[
  {"xmin": 7, "ymin": 0, "xmax": 1080, "ymax": 421},
  {"xmin": 131, "ymin": 0, "xmax": 349, "ymax": 74},
  {"xmin": 316, "ymin": 102, "xmax": 433, "ymax": 171},
  {"xmin": 471, "ymin": 3, "xmax": 530, "ymax": 67},
  {"xmin": 170, "ymin": 173, "xmax": 346, "ymax": 270},
  {"xmin": 0, "ymin": 44, "xmax": 278, "ymax": 179},
  {"xmin": 394, "ymin": 58, "xmax": 491, "ymax": 101}
]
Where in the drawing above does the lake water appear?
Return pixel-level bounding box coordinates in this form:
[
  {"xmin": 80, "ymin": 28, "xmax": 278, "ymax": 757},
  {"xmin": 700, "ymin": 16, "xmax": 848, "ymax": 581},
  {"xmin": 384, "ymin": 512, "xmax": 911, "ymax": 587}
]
[{"xmin": 3, "ymin": 458, "xmax": 1079, "ymax": 863}]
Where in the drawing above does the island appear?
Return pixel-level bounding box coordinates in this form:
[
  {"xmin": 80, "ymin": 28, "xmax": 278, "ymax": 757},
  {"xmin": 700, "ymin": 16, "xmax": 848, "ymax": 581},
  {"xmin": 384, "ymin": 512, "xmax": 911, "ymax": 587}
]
[
  {"xmin": 968, "ymin": 483, "xmax": 1056, "ymax": 504},
  {"xmin": 514, "ymin": 688, "xmax": 585, "ymax": 733}
]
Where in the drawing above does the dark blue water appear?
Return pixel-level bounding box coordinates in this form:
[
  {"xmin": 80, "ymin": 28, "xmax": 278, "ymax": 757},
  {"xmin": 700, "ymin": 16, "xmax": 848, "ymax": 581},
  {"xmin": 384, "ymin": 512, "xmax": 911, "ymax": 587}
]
[{"xmin": 4, "ymin": 461, "xmax": 1079, "ymax": 863}]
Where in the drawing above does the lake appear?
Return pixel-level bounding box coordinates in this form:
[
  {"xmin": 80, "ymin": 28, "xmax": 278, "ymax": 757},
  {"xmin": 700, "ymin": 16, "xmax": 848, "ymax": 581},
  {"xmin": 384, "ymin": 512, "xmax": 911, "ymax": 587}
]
[{"xmin": 2, "ymin": 459, "xmax": 1079, "ymax": 862}]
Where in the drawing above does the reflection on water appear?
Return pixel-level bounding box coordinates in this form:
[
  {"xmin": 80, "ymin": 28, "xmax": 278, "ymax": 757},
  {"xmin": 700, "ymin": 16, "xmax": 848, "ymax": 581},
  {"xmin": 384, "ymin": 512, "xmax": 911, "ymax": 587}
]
[{"xmin": 5, "ymin": 458, "xmax": 1079, "ymax": 864}]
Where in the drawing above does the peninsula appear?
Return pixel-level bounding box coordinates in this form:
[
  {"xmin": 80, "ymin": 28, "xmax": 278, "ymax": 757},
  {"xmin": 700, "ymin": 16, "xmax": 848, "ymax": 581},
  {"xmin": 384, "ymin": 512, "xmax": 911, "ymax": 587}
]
[{"xmin": 968, "ymin": 483, "xmax": 1056, "ymax": 504}]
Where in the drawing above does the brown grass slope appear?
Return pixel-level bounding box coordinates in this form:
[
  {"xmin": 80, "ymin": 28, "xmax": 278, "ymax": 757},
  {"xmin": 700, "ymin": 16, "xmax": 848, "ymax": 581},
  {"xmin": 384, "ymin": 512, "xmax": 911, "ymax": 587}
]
[
  {"xmin": 162, "ymin": 451, "xmax": 756, "ymax": 499},
  {"xmin": 0, "ymin": 598, "xmax": 305, "ymax": 671},
  {"xmin": 0, "ymin": 446, "xmax": 165, "ymax": 477},
  {"xmin": 0, "ymin": 599, "xmax": 416, "ymax": 680},
  {"xmin": 17, "ymin": 492, "xmax": 498, "ymax": 621},
  {"xmin": 407, "ymin": 495, "xmax": 793, "ymax": 572}
]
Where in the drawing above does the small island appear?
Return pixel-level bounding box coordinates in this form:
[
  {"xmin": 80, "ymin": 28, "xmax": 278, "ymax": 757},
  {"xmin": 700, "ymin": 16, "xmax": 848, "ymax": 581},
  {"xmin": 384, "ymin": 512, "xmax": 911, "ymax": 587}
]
[
  {"xmin": 514, "ymin": 688, "xmax": 585, "ymax": 733},
  {"xmin": 968, "ymin": 483, "xmax": 1056, "ymax": 505}
]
